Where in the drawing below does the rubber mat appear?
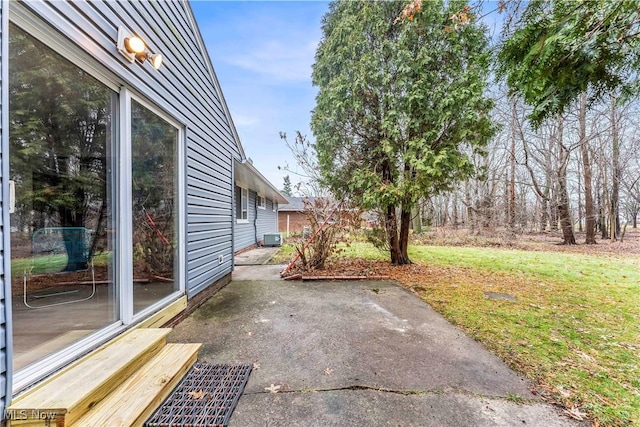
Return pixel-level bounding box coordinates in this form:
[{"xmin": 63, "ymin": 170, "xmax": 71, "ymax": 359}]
[{"xmin": 145, "ymin": 362, "xmax": 252, "ymax": 427}]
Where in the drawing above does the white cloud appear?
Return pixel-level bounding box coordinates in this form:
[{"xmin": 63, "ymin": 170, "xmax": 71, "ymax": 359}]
[
  {"xmin": 225, "ymin": 39, "xmax": 318, "ymax": 83},
  {"xmin": 232, "ymin": 113, "xmax": 260, "ymax": 128}
]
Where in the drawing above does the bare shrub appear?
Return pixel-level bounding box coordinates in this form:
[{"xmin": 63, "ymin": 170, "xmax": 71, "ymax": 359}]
[{"xmin": 289, "ymin": 198, "xmax": 361, "ymax": 272}]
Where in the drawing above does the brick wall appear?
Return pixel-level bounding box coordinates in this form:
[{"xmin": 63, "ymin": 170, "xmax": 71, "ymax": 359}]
[{"xmin": 278, "ymin": 212, "xmax": 309, "ymax": 236}]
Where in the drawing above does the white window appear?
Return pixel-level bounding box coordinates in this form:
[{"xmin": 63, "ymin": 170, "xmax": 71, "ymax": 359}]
[
  {"xmin": 236, "ymin": 186, "xmax": 248, "ymax": 221},
  {"xmin": 257, "ymin": 195, "xmax": 266, "ymax": 209}
]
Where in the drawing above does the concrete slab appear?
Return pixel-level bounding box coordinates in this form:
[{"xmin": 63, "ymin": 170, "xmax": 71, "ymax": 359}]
[
  {"xmin": 234, "ymin": 247, "xmax": 280, "ymax": 266},
  {"xmin": 169, "ymin": 279, "xmax": 586, "ymax": 426},
  {"xmin": 232, "ymin": 265, "xmax": 283, "ymax": 281},
  {"xmin": 233, "ymin": 391, "xmax": 580, "ymax": 427}
]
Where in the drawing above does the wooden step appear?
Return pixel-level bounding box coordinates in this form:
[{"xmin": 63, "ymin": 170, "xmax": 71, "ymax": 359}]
[
  {"xmin": 72, "ymin": 343, "xmax": 202, "ymax": 427},
  {"xmin": 8, "ymin": 328, "xmax": 172, "ymax": 427}
]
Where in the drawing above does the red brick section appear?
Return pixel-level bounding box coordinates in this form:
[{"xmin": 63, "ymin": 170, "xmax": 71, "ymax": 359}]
[{"xmin": 278, "ymin": 212, "xmax": 309, "ymax": 236}]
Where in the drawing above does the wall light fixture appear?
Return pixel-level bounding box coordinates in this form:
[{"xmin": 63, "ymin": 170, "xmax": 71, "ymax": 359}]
[
  {"xmin": 117, "ymin": 26, "xmax": 163, "ymax": 70},
  {"xmin": 136, "ymin": 52, "xmax": 164, "ymax": 70}
]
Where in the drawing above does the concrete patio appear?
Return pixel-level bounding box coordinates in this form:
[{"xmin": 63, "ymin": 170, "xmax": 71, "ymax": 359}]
[{"xmin": 168, "ymin": 264, "xmax": 585, "ymax": 426}]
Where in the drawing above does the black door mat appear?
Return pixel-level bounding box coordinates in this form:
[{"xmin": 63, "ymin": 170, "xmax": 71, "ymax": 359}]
[{"xmin": 145, "ymin": 362, "xmax": 252, "ymax": 427}]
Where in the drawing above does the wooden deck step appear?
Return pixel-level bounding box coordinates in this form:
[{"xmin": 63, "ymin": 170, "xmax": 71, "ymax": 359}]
[
  {"xmin": 72, "ymin": 343, "xmax": 202, "ymax": 427},
  {"xmin": 9, "ymin": 328, "xmax": 172, "ymax": 427}
]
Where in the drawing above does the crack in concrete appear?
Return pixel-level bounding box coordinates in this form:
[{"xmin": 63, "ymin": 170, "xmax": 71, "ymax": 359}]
[{"xmin": 246, "ymin": 385, "xmax": 540, "ymax": 404}]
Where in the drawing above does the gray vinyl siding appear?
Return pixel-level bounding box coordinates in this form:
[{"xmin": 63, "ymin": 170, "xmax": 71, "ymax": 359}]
[
  {"xmin": 257, "ymin": 198, "xmax": 279, "ymax": 241},
  {"xmin": 234, "ymin": 188, "xmax": 279, "ymax": 252},
  {"xmin": 9, "ymin": 0, "xmax": 240, "ymax": 298},
  {"xmin": 0, "ymin": 0, "xmax": 7, "ymax": 412}
]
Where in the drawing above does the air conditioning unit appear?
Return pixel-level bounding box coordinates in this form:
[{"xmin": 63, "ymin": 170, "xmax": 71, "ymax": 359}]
[{"xmin": 263, "ymin": 233, "xmax": 282, "ymax": 247}]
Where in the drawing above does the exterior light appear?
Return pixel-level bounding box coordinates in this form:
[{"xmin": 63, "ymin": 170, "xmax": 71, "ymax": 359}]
[
  {"xmin": 118, "ymin": 27, "xmax": 143, "ymax": 62},
  {"xmin": 124, "ymin": 36, "xmax": 145, "ymax": 54},
  {"xmin": 133, "ymin": 52, "xmax": 164, "ymax": 70},
  {"xmin": 117, "ymin": 26, "xmax": 163, "ymax": 70},
  {"xmin": 149, "ymin": 53, "xmax": 163, "ymax": 70}
]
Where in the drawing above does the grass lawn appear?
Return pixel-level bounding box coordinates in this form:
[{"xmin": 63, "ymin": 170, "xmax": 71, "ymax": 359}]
[
  {"xmin": 269, "ymin": 243, "xmax": 297, "ymax": 265},
  {"xmin": 11, "ymin": 252, "xmax": 112, "ymax": 275},
  {"xmin": 404, "ymin": 245, "xmax": 639, "ymax": 426},
  {"xmin": 278, "ymin": 241, "xmax": 640, "ymax": 425}
]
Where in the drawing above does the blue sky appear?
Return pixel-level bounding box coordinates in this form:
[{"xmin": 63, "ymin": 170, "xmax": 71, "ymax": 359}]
[
  {"xmin": 190, "ymin": 1, "xmax": 330, "ymax": 193},
  {"xmin": 189, "ymin": 1, "xmax": 504, "ymax": 194}
]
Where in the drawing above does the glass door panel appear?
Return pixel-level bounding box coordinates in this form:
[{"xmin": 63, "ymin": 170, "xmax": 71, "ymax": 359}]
[
  {"xmin": 9, "ymin": 23, "xmax": 117, "ymax": 370},
  {"xmin": 131, "ymin": 101, "xmax": 179, "ymax": 314}
]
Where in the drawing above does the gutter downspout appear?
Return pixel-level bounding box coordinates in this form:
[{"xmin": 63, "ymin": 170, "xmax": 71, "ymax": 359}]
[
  {"xmin": 254, "ymin": 191, "xmax": 259, "ymax": 246},
  {"xmin": 239, "ymin": 159, "xmax": 260, "ymax": 247},
  {"xmin": 231, "ymin": 157, "xmax": 235, "ymax": 270}
]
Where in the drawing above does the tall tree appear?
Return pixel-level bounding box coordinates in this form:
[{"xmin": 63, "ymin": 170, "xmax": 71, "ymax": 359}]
[
  {"xmin": 282, "ymin": 175, "xmax": 293, "ymax": 197},
  {"xmin": 312, "ymin": 0, "xmax": 494, "ymax": 264},
  {"xmin": 508, "ymin": 97, "xmax": 517, "ymax": 228},
  {"xmin": 578, "ymin": 93, "xmax": 596, "ymax": 244},
  {"xmin": 609, "ymin": 96, "xmax": 622, "ymax": 240},
  {"xmin": 553, "ymin": 116, "xmax": 576, "ymax": 245},
  {"xmin": 498, "ymin": 0, "xmax": 640, "ymax": 126}
]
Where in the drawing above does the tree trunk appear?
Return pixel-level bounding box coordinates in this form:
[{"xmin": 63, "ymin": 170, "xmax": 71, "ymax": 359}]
[
  {"xmin": 579, "ymin": 93, "xmax": 596, "ymax": 244},
  {"xmin": 601, "ymin": 156, "xmax": 610, "ymax": 239},
  {"xmin": 521, "ymin": 136, "xmax": 550, "ymax": 232},
  {"xmin": 441, "ymin": 196, "xmax": 448, "ymax": 227},
  {"xmin": 600, "ymin": 191, "xmax": 608, "ymax": 239},
  {"xmin": 412, "ymin": 206, "xmax": 422, "ymax": 233},
  {"xmin": 465, "ymin": 182, "xmax": 474, "ymax": 231},
  {"xmin": 557, "ymin": 184, "xmax": 576, "ymax": 245},
  {"xmin": 386, "ymin": 205, "xmax": 401, "ymax": 264},
  {"xmin": 509, "ymin": 97, "xmax": 517, "ymax": 228},
  {"xmin": 555, "ymin": 117, "xmax": 576, "ymax": 245},
  {"xmin": 398, "ymin": 208, "xmax": 412, "ymax": 264},
  {"xmin": 577, "ymin": 158, "xmax": 582, "ymax": 232},
  {"xmin": 540, "ymin": 191, "xmax": 549, "ymax": 232},
  {"xmin": 610, "ymin": 96, "xmax": 621, "ymax": 240},
  {"xmin": 381, "ymin": 158, "xmax": 407, "ymax": 265},
  {"xmin": 547, "ymin": 151, "xmax": 557, "ymax": 231},
  {"xmin": 557, "ymin": 174, "xmax": 576, "ymax": 244},
  {"xmin": 452, "ymin": 191, "xmax": 458, "ymax": 229}
]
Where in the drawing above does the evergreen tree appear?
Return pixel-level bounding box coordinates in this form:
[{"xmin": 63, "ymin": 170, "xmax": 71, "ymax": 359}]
[
  {"xmin": 498, "ymin": 0, "xmax": 640, "ymax": 126},
  {"xmin": 312, "ymin": 0, "xmax": 495, "ymax": 264},
  {"xmin": 282, "ymin": 175, "xmax": 293, "ymax": 197}
]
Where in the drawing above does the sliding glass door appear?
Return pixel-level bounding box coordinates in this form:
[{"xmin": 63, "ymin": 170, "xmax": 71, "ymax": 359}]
[
  {"xmin": 8, "ymin": 19, "xmax": 183, "ymax": 383},
  {"xmin": 9, "ymin": 23, "xmax": 117, "ymax": 370},
  {"xmin": 131, "ymin": 101, "xmax": 180, "ymax": 314}
]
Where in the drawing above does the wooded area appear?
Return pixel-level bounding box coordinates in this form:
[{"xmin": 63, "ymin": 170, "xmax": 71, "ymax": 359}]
[
  {"xmin": 422, "ymin": 0, "xmax": 640, "ymax": 244},
  {"xmin": 306, "ymin": 0, "xmax": 640, "ymax": 252},
  {"xmin": 422, "ymin": 88, "xmax": 640, "ymax": 244}
]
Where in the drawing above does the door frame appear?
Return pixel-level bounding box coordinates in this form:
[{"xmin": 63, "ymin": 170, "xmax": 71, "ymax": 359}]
[{"xmin": 5, "ymin": 3, "xmax": 186, "ymax": 395}]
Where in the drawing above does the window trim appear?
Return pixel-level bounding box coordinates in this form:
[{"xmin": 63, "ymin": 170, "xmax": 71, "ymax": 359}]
[
  {"xmin": 236, "ymin": 186, "xmax": 248, "ymax": 223},
  {"xmin": 257, "ymin": 195, "xmax": 266, "ymax": 210},
  {"xmin": 128, "ymin": 93, "xmax": 186, "ymax": 324}
]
